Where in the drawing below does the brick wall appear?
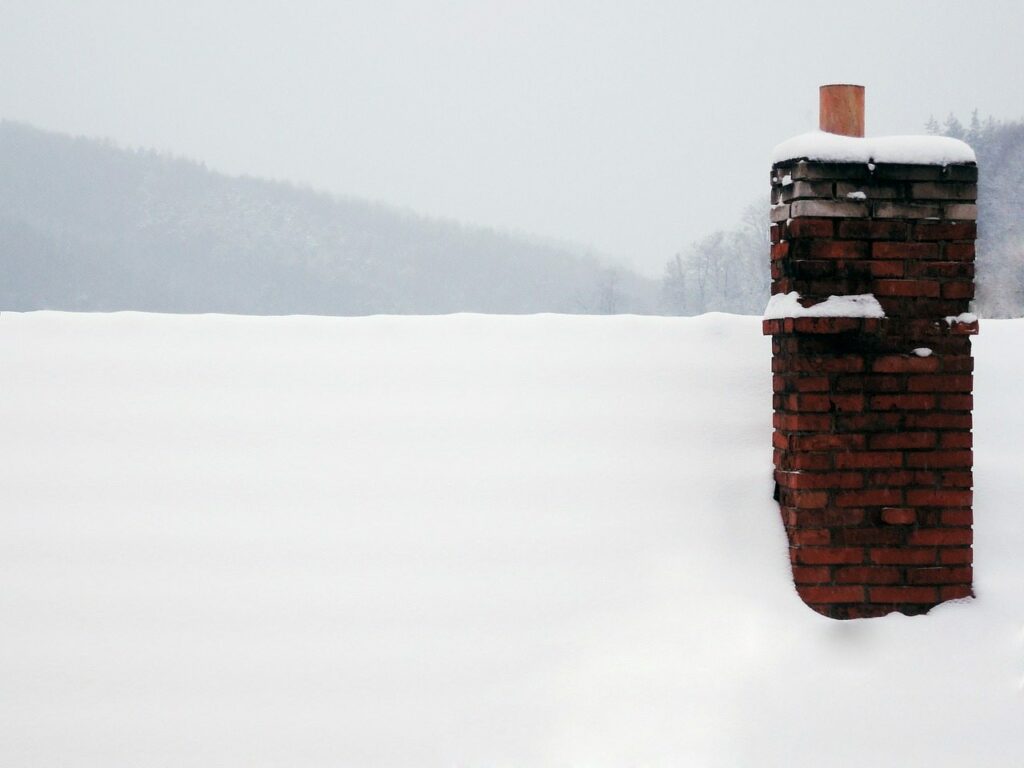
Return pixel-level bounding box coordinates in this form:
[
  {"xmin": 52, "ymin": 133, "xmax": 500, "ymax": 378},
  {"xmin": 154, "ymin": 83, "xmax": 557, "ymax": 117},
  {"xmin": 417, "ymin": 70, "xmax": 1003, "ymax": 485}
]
[{"xmin": 763, "ymin": 158, "xmax": 978, "ymax": 619}]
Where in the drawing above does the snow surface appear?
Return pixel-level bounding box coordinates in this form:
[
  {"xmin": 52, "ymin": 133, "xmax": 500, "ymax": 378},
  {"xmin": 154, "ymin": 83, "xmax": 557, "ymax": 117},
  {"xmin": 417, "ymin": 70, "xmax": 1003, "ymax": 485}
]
[
  {"xmin": 947, "ymin": 312, "xmax": 980, "ymax": 325},
  {"xmin": 772, "ymin": 131, "xmax": 976, "ymax": 165},
  {"xmin": 1, "ymin": 311, "xmax": 1021, "ymax": 767},
  {"xmin": 764, "ymin": 291, "xmax": 885, "ymax": 319}
]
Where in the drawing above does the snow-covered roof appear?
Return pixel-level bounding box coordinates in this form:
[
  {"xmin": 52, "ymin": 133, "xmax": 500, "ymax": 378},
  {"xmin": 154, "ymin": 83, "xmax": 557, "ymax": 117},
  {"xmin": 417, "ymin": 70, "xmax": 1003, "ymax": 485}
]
[
  {"xmin": 1, "ymin": 311, "xmax": 1019, "ymax": 766},
  {"xmin": 773, "ymin": 130, "xmax": 976, "ymax": 166}
]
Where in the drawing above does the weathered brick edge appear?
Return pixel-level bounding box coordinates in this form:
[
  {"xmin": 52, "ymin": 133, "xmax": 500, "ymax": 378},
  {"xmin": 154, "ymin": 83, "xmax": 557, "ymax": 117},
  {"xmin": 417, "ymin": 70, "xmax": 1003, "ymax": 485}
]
[{"xmin": 765, "ymin": 158, "xmax": 977, "ymax": 619}]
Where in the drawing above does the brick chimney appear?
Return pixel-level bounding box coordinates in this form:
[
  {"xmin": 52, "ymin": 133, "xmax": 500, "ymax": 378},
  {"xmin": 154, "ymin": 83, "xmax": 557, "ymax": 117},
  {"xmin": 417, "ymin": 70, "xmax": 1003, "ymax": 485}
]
[{"xmin": 764, "ymin": 85, "xmax": 978, "ymax": 619}]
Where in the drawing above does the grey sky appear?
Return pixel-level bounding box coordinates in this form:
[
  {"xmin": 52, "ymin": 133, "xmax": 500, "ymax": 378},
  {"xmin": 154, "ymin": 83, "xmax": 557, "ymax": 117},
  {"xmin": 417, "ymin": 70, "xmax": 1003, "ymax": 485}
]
[{"xmin": 3, "ymin": 0, "xmax": 1022, "ymax": 275}]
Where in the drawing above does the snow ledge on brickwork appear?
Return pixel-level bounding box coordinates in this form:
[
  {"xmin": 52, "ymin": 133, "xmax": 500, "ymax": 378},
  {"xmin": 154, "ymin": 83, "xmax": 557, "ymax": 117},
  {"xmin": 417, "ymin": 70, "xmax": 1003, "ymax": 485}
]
[
  {"xmin": 772, "ymin": 131, "xmax": 976, "ymax": 166},
  {"xmin": 945, "ymin": 312, "xmax": 979, "ymax": 325},
  {"xmin": 764, "ymin": 291, "xmax": 886, "ymax": 320}
]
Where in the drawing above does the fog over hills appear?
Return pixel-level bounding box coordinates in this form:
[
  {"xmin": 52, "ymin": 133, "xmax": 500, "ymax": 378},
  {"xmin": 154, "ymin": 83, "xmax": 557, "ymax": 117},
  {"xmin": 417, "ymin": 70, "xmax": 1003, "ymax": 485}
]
[
  {"xmin": 4, "ymin": 115, "xmax": 1021, "ymax": 318},
  {"xmin": 0, "ymin": 121, "xmax": 658, "ymax": 316}
]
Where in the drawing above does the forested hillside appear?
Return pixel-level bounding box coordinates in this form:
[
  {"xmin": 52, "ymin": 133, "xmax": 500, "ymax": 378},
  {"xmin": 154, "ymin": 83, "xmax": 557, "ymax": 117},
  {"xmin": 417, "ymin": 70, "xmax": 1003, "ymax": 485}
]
[
  {"xmin": 0, "ymin": 121, "xmax": 657, "ymax": 315},
  {"xmin": 662, "ymin": 115, "xmax": 1024, "ymax": 318}
]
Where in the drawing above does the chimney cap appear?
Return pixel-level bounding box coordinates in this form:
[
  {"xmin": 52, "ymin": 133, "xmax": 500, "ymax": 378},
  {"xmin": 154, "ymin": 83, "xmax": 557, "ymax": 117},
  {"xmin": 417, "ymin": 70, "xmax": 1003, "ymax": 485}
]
[{"xmin": 819, "ymin": 84, "xmax": 865, "ymax": 138}]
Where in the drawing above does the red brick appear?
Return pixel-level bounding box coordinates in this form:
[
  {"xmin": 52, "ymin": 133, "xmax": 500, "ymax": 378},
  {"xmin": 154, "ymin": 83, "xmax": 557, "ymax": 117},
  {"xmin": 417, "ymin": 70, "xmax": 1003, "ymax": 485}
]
[
  {"xmin": 784, "ymin": 507, "xmax": 865, "ymax": 527},
  {"xmin": 872, "ymin": 355, "xmax": 940, "ymax": 373},
  {"xmin": 868, "ymin": 586, "xmax": 938, "ymax": 604},
  {"xmin": 790, "ymin": 528, "xmax": 831, "ymax": 546},
  {"xmin": 791, "ymin": 356, "xmax": 864, "ymax": 373},
  {"xmin": 881, "ymin": 507, "xmax": 916, "ymax": 525},
  {"xmin": 875, "ymin": 279, "xmax": 941, "ymax": 298},
  {"xmin": 835, "ymin": 413, "xmax": 902, "ymax": 432},
  {"xmin": 788, "ymin": 490, "xmax": 829, "ymax": 509},
  {"xmin": 869, "ymin": 432, "xmax": 936, "ymax": 450},
  {"xmin": 938, "ymin": 432, "xmax": 973, "ymax": 449},
  {"xmin": 834, "ymin": 374, "xmax": 903, "ymax": 393},
  {"xmin": 786, "ymin": 394, "xmax": 831, "ymax": 411},
  {"xmin": 835, "ymin": 452, "xmax": 902, "ymax": 469},
  {"xmin": 938, "ymin": 355, "xmax": 974, "ymax": 373},
  {"xmin": 939, "ymin": 394, "xmax": 973, "ymax": 410},
  {"xmin": 870, "ymin": 394, "xmax": 936, "ymax": 411},
  {"xmin": 791, "ymin": 565, "xmax": 831, "ymax": 584},
  {"xmin": 798, "ymin": 585, "xmax": 866, "ymax": 604},
  {"xmin": 776, "ymin": 471, "xmax": 864, "ymax": 490},
  {"xmin": 838, "ymin": 527, "xmax": 902, "ymax": 546},
  {"xmin": 914, "ymin": 221, "xmax": 976, "ymax": 241},
  {"xmin": 939, "ymin": 509, "xmax": 974, "ymax": 527},
  {"xmin": 939, "ymin": 548, "xmax": 973, "ymax": 565},
  {"xmin": 869, "ymin": 261, "xmax": 905, "ymax": 278},
  {"xmin": 940, "ymin": 471, "xmax": 973, "ymax": 488},
  {"xmin": 906, "ymin": 261, "xmax": 974, "ymax": 278},
  {"xmin": 830, "ymin": 394, "xmax": 865, "ymax": 412},
  {"xmin": 805, "ymin": 240, "xmax": 869, "ymax": 259},
  {"xmin": 949, "ymin": 318, "xmax": 980, "ymax": 335},
  {"xmin": 771, "ymin": 242, "xmax": 790, "ymax": 260},
  {"xmin": 906, "ymin": 488, "xmax": 973, "ymax": 506},
  {"xmin": 909, "ymin": 566, "xmax": 972, "ymax": 584},
  {"xmin": 940, "ymin": 585, "xmax": 974, "ymax": 600},
  {"xmin": 867, "ymin": 470, "xmax": 920, "ymax": 487},
  {"xmin": 870, "ymin": 548, "xmax": 937, "ymax": 565},
  {"xmin": 905, "ymin": 450, "xmax": 972, "ymax": 469},
  {"xmin": 784, "ymin": 452, "xmax": 833, "ymax": 471},
  {"xmin": 834, "ymin": 566, "xmax": 901, "ymax": 584},
  {"xmin": 837, "ymin": 219, "xmax": 909, "ymax": 240},
  {"xmin": 787, "ymin": 218, "xmax": 835, "ymax": 238},
  {"xmin": 791, "ymin": 433, "xmax": 866, "ymax": 451},
  {"xmin": 835, "ymin": 488, "xmax": 903, "ymax": 507},
  {"xmin": 942, "ymin": 282, "xmax": 974, "ymax": 300},
  {"xmin": 795, "ymin": 376, "xmax": 830, "ymax": 392},
  {"xmin": 943, "ymin": 242, "xmax": 976, "ymax": 261},
  {"xmin": 906, "ymin": 375, "xmax": 972, "ymax": 392},
  {"xmin": 904, "ymin": 413, "xmax": 972, "ymax": 429},
  {"xmin": 775, "ymin": 413, "xmax": 832, "ymax": 431},
  {"xmin": 795, "ymin": 547, "xmax": 865, "ymax": 565},
  {"xmin": 909, "ymin": 528, "xmax": 973, "ymax": 546},
  {"xmin": 872, "ymin": 241, "xmax": 939, "ymax": 260},
  {"xmin": 764, "ymin": 318, "xmax": 790, "ymax": 336}
]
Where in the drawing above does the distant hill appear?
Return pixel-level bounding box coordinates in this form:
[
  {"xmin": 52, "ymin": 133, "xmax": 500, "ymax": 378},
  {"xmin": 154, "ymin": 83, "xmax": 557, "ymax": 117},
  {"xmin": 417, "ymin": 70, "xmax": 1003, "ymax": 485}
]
[{"xmin": 0, "ymin": 121, "xmax": 657, "ymax": 315}]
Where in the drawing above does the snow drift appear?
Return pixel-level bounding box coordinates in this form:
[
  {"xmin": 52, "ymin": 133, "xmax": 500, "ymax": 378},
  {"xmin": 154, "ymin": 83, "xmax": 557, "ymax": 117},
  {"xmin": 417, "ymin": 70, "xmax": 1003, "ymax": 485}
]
[{"xmin": 1, "ymin": 311, "xmax": 1020, "ymax": 766}]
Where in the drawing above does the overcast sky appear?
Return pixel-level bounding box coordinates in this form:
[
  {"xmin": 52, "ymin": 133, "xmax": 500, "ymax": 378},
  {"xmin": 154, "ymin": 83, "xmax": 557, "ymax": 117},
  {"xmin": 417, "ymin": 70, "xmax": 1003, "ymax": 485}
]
[{"xmin": 3, "ymin": 0, "xmax": 1022, "ymax": 275}]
